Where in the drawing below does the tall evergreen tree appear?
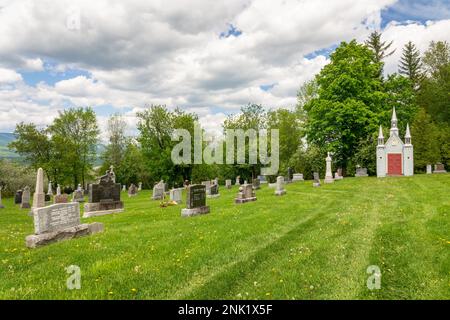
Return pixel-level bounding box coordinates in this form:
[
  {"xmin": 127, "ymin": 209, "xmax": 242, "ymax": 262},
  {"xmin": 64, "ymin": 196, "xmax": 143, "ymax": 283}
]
[
  {"xmin": 365, "ymin": 31, "xmax": 395, "ymax": 76},
  {"xmin": 399, "ymin": 41, "xmax": 424, "ymax": 89}
]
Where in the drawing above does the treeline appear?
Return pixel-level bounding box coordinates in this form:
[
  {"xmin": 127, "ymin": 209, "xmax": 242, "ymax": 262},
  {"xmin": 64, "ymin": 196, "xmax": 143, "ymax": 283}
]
[{"xmin": 3, "ymin": 33, "xmax": 449, "ymax": 192}]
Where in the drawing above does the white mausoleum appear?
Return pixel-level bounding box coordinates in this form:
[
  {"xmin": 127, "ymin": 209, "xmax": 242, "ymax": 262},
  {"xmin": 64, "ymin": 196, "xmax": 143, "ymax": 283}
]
[{"xmin": 376, "ymin": 108, "xmax": 414, "ymax": 177}]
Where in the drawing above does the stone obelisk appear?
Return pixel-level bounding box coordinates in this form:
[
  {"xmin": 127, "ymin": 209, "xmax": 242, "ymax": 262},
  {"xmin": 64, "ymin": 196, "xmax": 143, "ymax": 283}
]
[
  {"xmin": 32, "ymin": 168, "xmax": 46, "ymax": 210},
  {"xmin": 324, "ymin": 152, "xmax": 334, "ymax": 184}
]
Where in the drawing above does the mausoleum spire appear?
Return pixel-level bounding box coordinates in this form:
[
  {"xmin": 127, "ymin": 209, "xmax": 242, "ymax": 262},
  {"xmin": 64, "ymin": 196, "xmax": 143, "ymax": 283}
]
[
  {"xmin": 390, "ymin": 107, "xmax": 399, "ymax": 136},
  {"xmin": 378, "ymin": 125, "xmax": 384, "ymax": 145},
  {"xmin": 405, "ymin": 123, "xmax": 411, "ymax": 144}
]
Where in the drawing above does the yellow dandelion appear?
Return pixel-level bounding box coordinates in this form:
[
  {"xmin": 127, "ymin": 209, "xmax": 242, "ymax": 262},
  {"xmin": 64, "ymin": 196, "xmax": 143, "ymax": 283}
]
[{"xmin": 131, "ymin": 288, "xmax": 137, "ymax": 293}]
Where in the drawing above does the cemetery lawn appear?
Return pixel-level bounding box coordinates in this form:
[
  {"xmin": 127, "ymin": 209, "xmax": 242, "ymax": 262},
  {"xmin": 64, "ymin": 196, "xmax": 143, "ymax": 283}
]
[{"xmin": 0, "ymin": 174, "xmax": 449, "ymax": 300}]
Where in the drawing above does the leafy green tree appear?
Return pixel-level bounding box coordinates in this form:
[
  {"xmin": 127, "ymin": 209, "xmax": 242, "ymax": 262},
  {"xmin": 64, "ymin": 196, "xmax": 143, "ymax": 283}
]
[
  {"xmin": 48, "ymin": 107, "xmax": 99, "ymax": 187},
  {"xmin": 267, "ymin": 108, "xmax": 303, "ymax": 174},
  {"xmin": 137, "ymin": 105, "xmax": 197, "ymax": 186},
  {"xmin": 422, "ymin": 41, "xmax": 450, "ymax": 76},
  {"xmin": 305, "ymin": 40, "xmax": 385, "ymax": 170},
  {"xmin": 411, "ymin": 109, "xmax": 441, "ymax": 170},
  {"xmin": 8, "ymin": 123, "xmax": 55, "ymax": 181},
  {"xmin": 102, "ymin": 113, "xmax": 127, "ymax": 170},
  {"xmin": 399, "ymin": 41, "xmax": 424, "ymax": 89}
]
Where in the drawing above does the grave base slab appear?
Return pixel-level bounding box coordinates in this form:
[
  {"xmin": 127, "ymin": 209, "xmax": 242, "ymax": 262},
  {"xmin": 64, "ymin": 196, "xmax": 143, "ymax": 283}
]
[
  {"xmin": 181, "ymin": 206, "xmax": 210, "ymax": 217},
  {"xmin": 25, "ymin": 222, "xmax": 104, "ymax": 248}
]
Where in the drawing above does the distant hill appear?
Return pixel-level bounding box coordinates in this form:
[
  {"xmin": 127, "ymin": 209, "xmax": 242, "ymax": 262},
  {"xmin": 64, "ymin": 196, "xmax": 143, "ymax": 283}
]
[
  {"xmin": 0, "ymin": 132, "xmax": 106, "ymax": 164},
  {"xmin": 0, "ymin": 133, "xmax": 19, "ymax": 159}
]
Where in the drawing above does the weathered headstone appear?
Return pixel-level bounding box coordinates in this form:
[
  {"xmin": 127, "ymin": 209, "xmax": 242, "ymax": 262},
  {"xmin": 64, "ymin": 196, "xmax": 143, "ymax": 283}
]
[
  {"xmin": 258, "ymin": 175, "xmax": 267, "ymax": 184},
  {"xmin": 433, "ymin": 163, "xmax": 447, "ymax": 173},
  {"xmin": 83, "ymin": 169, "xmax": 124, "ymax": 218},
  {"xmin": 0, "ymin": 186, "xmax": 4, "ymax": 209},
  {"xmin": 25, "ymin": 202, "xmax": 103, "ymax": 248},
  {"xmin": 152, "ymin": 180, "xmax": 165, "ymax": 200},
  {"xmin": 122, "ymin": 185, "xmax": 126, "ymax": 192},
  {"xmin": 225, "ymin": 179, "xmax": 232, "ymax": 189},
  {"xmin": 54, "ymin": 194, "xmax": 69, "ymax": 204},
  {"xmin": 235, "ymin": 184, "xmax": 257, "ymax": 204},
  {"xmin": 181, "ymin": 185, "xmax": 210, "ymax": 217},
  {"xmin": 334, "ymin": 168, "xmax": 343, "ymax": 180},
  {"xmin": 72, "ymin": 187, "xmax": 84, "ymax": 203},
  {"xmin": 287, "ymin": 167, "xmax": 293, "ymax": 183},
  {"xmin": 207, "ymin": 183, "xmax": 220, "ymax": 198},
  {"xmin": 426, "ymin": 164, "xmax": 432, "ymax": 174},
  {"xmin": 138, "ymin": 182, "xmax": 142, "ymax": 191},
  {"xmin": 252, "ymin": 178, "xmax": 261, "ymax": 190},
  {"xmin": 15, "ymin": 189, "xmax": 23, "ymax": 204},
  {"xmin": 235, "ymin": 176, "xmax": 240, "ymax": 186},
  {"xmin": 292, "ymin": 173, "xmax": 304, "ymax": 182},
  {"xmin": 170, "ymin": 188, "xmax": 183, "ymax": 204},
  {"xmin": 313, "ymin": 172, "xmax": 321, "ymax": 187},
  {"xmin": 355, "ymin": 167, "xmax": 369, "ymax": 177},
  {"xmin": 324, "ymin": 152, "xmax": 334, "ymax": 184},
  {"xmin": 32, "ymin": 168, "xmax": 46, "ymax": 209},
  {"xmin": 56, "ymin": 184, "xmax": 61, "ymax": 196},
  {"xmin": 274, "ymin": 176, "xmax": 286, "ymax": 196},
  {"xmin": 20, "ymin": 186, "xmax": 31, "ymax": 209},
  {"xmin": 128, "ymin": 183, "xmax": 138, "ymax": 197}
]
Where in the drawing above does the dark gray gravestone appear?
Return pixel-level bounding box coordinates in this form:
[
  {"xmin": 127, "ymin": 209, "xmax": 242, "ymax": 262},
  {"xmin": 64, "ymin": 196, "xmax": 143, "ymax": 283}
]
[
  {"xmin": 287, "ymin": 167, "xmax": 293, "ymax": 182},
  {"xmin": 182, "ymin": 184, "xmax": 209, "ymax": 217},
  {"xmin": 15, "ymin": 190, "xmax": 23, "ymax": 204}
]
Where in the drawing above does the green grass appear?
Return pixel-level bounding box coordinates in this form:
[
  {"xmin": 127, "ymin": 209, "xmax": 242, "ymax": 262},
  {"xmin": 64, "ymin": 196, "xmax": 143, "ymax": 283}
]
[{"xmin": 0, "ymin": 174, "xmax": 449, "ymax": 300}]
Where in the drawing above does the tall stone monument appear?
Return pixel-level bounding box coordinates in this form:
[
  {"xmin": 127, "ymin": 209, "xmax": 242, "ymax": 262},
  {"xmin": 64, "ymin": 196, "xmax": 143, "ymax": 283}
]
[
  {"xmin": 181, "ymin": 185, "xmax": 210, "ymax": 217},
  {"xmin": 324, "ymin": 152, "xmax": 334, "ymax": 184},
  {"xmin": 83, "ymin": 168, "xmax": 124, "ymax": 218},
  {"xmin": 32, "ymin": 168, "xmax": 46, "ymax": 210},
  {"xmin": 47, "ymin": 181, "xmax": 53, "ymax": 196}
]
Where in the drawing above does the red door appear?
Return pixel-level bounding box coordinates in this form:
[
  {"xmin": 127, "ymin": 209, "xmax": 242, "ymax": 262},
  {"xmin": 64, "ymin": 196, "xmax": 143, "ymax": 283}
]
[{"xmin": 388, "ymin": 154, "xmax": 402, "ymax": 175}]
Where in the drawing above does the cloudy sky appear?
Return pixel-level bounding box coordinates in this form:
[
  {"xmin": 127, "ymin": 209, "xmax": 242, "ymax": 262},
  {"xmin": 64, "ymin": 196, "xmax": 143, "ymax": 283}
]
[{"xmin": 0, "ymin": 0, "xmax": 449, "ymax": 139}]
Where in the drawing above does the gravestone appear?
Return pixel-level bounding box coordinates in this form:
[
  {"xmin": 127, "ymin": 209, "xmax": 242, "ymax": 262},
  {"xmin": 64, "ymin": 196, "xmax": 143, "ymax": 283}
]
[
  {"xmin": 20, "ymin": 186, "xmax": 31, "ymax": 209},
  {"xmin": 32, "ymin": 168, "xmax": 46, "ymax": 209},
  {"xmin": 355, "ymin": 167, "xmax": 368, "ymax": 177},
  {"xmin": 138, "ymin": 182, "xmax": 142, "ymax": 191},
  {"xmin": 214, "ymin": 177, "xmax": 219, "ymax": 186},
  {"xmin": 287, "ymin": 167, "xmax": 293, "ymax": 183},
  {"xmin": 334, "ymin": 168, "xmax": 343, "ymax": 180},
  {"xmin": 252, "ymin": 178, "xmax": 261, "ymax": 190},
  {"xmin": 258, "ymin": 175, "xmax": 267, "ymax": 184},
  {"xmin": 426, "ymin": 164, "xmax": 432, "ymax": 174},
  {"xmin": 128, "ymin": 183, "xmax": 138, "ymax": 197},
  {"xmin": 433, "ymin": 163, "xmax": 447, "ymax": 173},
  {"xmin": 225, "ymin": 179, "xmax": 232, "ymax": 189},
  {"xmin": 170, "ymin": 188, "xmax": 183, "ymax": 204},
  {"xmin": 54, "ymin": 194, "xmax": 69, "ymax": 204},
  {"xmin": 72, "ymin": 186, "xmax": 84, "ymax": 203},
  {"xmin": 207, "ymin": 183, "xmax": 220, "ymax": 198},
  {"xmin": 235, "ymin": 184, "xmax": 257, "ymax": 204},
  {"xmin": 15, "ymin": 190, "xmax": 23, "ymax": 204},
  {"xmin": 313, "ymin": 172, "xmax": 321, "ymax": 187},
  {"xmin": 152, "ymin": 181, "xmax": 165, "ymax": 200},
  {"xmin": 83, "ymin": 168, "xmax": 124, "ymax": 218},
  {"xmin": 324, "ymin": 152, "xmax": 334, "ymax": 184},
  {"xmin": 181, "ymin": 185, "xmax": 210, "ymax": 217},
  {"xmin": 47, "ymin": 182, "xmax": 53, "ymax": 196},
  {"xmin": 235, "ymin": 176, "xmax": 240, "ymax": 186},
  {"xmin": 275, "ymin": 176, "xmax": 286, "ymax": 196},
  {"xmin": 25, "ymin": 202, "xmax": 103, "ymax": 248},
  {"xmin": 122, "ymin": 185, "xmax": 126, "ymax": 192},
  {"xmin": 56, "ymin": 184, "xmax": 61, "ymax": 196},
  {"xmin": 0, "ymin": 186, "xmax": 4, "ymax": 209},
  {"xmin": 292, "ymin": 173, "xmax": 304, "ymax": 182}
]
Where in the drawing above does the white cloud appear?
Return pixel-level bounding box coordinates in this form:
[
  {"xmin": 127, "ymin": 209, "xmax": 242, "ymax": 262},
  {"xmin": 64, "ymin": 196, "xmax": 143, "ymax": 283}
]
[{"xmin": 0, "ymin": 0, "xmax": 449, "ymax": 138}]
